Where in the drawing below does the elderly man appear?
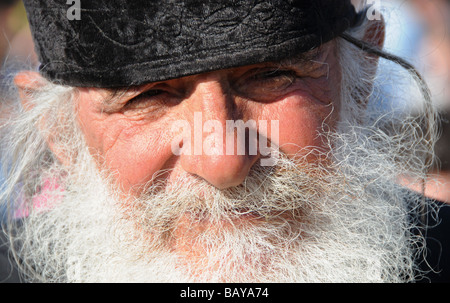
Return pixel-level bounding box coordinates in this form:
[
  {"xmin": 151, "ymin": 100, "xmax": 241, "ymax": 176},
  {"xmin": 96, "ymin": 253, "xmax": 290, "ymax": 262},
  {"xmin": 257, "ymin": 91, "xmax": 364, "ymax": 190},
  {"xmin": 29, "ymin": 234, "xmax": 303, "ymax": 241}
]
[{"xmin": 0, "ymin": 0, "xmax": 448, "ymax": 283}]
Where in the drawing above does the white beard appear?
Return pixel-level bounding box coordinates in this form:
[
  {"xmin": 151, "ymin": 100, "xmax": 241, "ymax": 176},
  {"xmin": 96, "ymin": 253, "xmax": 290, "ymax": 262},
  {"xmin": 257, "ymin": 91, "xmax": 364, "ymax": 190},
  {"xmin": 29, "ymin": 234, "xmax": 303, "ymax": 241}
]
[{"xmin": 13, "ymin": 123, "xmax": 423, "ymax": 283}]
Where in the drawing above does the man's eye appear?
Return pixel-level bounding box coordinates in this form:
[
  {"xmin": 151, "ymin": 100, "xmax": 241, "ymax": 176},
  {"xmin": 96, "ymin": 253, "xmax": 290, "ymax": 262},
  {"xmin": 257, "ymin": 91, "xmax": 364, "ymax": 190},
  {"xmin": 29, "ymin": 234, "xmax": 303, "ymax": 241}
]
[
  {"xmin": 250, "ymin": 69, "xmax": 296, "ymax": 83},
  {"xmin": 125, "ymin": 89, "xmax": 166, "ymax": 107},
  {"xmin": 236, "ymin": 69, "xmax": 298, "ymax": 101}
]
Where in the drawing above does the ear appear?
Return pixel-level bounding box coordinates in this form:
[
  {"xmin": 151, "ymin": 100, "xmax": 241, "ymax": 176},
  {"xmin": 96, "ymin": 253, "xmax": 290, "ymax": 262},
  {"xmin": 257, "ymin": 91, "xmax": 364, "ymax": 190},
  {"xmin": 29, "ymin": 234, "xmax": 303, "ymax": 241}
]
[
  {"xmin": 14, "ymin": 71, "xmax": 73, "ymax": 167},
  {"xmin": 347, "ymin": 13, "xmax": 386, "ymax": 107},
  {"xmin": 361, "ymin": 14, "xmax": 386, "ymax": 68},
  {"xmin": 364, "ymin": 16, "xmax": 385, "ymax": 45},
  {"xmin": 14, "ymin": 71, "xmax": 47, "ymax": 111}
]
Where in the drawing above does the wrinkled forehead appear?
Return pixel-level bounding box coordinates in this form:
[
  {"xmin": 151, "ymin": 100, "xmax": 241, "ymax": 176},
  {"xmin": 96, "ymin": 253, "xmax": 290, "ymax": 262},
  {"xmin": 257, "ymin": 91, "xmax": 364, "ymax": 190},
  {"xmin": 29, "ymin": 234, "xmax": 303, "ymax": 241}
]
[{"xmin": 23, "ymin": 0, "xmax": 358, "ymax": 88}]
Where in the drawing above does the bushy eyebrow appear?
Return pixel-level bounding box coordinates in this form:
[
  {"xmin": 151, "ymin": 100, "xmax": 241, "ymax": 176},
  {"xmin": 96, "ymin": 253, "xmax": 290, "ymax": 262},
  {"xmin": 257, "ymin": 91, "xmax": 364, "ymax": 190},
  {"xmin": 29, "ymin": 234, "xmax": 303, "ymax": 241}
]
[
  {"xmin": 102, "ymin": 84, "xmax": 151, "ymax": 107},
  {"xmin": 278, "ymin": 46, "xmax": 324, "ymax": 68}
]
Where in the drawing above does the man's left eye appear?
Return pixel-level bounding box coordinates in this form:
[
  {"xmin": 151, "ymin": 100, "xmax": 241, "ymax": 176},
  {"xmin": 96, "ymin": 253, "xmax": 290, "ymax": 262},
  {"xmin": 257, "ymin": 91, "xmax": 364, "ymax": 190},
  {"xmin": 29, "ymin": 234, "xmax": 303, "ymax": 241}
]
[
  {"xmin": 125, "ymin": 89, "xmax": 167, "ymax": 108},
  {"xmin": 235, "ymin": 68, "xmax": 298, "ymax": 101}
]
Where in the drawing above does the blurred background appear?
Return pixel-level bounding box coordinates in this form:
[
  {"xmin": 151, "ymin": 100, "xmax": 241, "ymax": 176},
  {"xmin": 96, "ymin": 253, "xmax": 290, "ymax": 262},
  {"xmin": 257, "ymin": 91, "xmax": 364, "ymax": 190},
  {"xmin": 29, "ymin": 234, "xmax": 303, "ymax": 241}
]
[
  {"xmin": 0, "ymin": 0, "xmax": 37, "ymax": 75},
  {"xmin": 0, "ymin": 0, "xmax": 449, "ymax": 202},
  {"xmin": 358, "ymin": 0, "xmax": 450, "ymax": 203}
]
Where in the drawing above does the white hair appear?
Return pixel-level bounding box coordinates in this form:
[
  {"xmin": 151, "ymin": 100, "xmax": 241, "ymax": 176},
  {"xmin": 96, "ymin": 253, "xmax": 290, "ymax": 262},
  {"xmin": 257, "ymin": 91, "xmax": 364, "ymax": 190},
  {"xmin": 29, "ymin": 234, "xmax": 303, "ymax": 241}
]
[{"xmin": 0, "ymin": 17, "xmax": 440, "ymax": 282}]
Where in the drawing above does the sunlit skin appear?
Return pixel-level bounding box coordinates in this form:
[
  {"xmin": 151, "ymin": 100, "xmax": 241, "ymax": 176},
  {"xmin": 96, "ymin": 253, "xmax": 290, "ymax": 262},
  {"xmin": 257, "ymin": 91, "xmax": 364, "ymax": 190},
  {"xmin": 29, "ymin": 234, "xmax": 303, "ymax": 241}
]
[{"xmin": 76, "ymin": 41, "xmax": 342, "ymax": 195}]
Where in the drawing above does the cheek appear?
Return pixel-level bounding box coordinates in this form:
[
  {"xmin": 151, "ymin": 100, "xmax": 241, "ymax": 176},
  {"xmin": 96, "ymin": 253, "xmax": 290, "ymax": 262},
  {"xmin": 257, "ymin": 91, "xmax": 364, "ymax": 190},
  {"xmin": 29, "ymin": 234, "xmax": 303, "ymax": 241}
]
[
  {"xmin": 79, "ymin": 112, "xmax": 174, "ymax": 193},
  {"xmin": 262, "ymin": 95, "xmax": 338, "ymax": 159},
  {"xmin": 102, "ymin": 123, "xmax": 175, "ymax": 192}
]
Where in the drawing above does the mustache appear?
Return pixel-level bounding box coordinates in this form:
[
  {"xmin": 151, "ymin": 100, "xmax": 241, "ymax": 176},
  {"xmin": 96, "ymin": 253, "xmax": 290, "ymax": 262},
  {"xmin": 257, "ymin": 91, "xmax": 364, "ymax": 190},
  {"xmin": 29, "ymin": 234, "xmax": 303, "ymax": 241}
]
[{"xmin": 123, "ymin": 153, "xmax": 333, "ymax": 234}]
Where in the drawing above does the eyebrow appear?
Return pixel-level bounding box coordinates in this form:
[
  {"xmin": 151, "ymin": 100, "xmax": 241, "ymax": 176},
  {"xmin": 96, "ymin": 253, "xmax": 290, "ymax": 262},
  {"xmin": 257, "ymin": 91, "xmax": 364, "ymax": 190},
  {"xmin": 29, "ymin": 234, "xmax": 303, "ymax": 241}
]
[
  {"xmin": 102, "ymin": 84, "xmax": 152, "ymax": 107},
  {"xmin": 278, "ymin": 46, "xmax": 324, "ymax": 67}
]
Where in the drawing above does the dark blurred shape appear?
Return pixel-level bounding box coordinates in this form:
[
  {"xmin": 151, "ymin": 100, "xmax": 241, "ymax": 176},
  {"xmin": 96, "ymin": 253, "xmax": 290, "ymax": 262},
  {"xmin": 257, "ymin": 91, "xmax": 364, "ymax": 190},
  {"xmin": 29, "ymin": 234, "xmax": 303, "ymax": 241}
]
[
  {"xmin": 436, "ymin": 112, "xmax": 450, "ymax": 171},
  {"xmin": 0, "ymin": 0, "xmax": 18, "ymax": 7}
]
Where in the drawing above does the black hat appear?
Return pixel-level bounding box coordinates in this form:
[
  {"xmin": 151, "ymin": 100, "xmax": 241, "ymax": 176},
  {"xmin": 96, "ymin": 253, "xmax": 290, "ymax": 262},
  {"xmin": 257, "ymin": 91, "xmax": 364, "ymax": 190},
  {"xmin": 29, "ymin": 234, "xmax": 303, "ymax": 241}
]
[{"xmin": 23, "ymin": 0, "xmax": 358, "ymax": 88}]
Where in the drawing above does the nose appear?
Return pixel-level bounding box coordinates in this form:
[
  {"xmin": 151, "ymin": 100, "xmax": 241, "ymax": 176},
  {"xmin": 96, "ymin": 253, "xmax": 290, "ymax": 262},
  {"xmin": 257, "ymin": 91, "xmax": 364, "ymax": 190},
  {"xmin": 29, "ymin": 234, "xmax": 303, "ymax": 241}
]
[{"xmin": 178, "ymin": 75, "xmax": 259, "ymax": 189}]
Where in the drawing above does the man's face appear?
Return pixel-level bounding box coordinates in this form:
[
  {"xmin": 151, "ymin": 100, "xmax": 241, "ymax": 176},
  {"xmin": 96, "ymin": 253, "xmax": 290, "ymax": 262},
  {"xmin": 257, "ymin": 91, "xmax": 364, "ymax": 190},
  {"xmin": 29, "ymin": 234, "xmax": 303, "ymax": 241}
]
[
  {"xmin": 70, "ymin": 42, "xmax": 341, "ymax": 273},
  {"xmin": 76, "ymin": 42, "xmax": 341, "ymax": 195}
]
